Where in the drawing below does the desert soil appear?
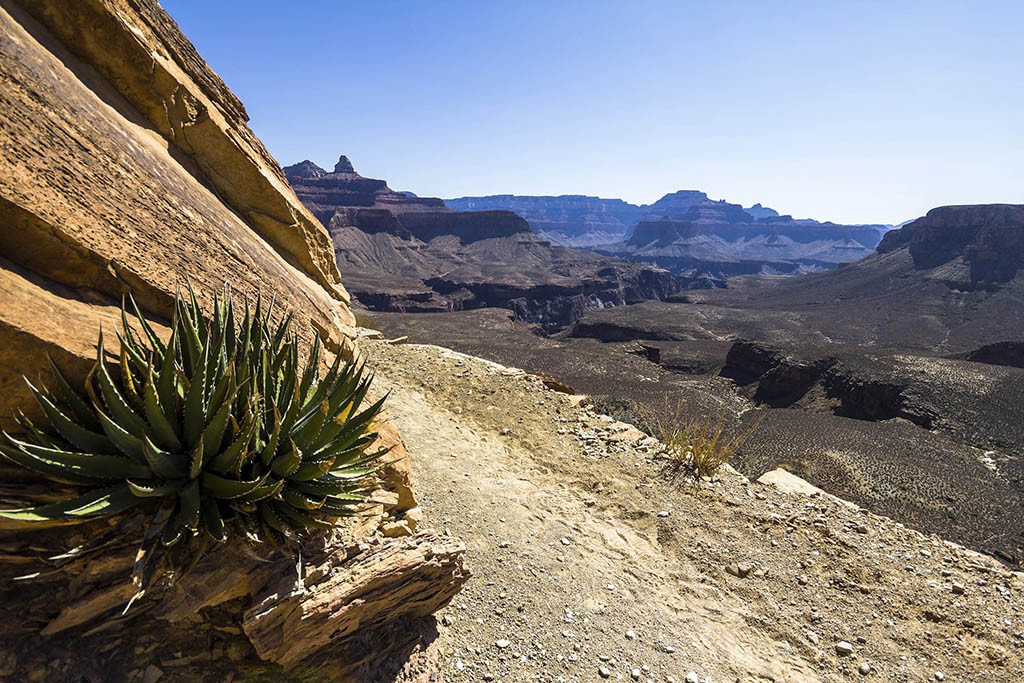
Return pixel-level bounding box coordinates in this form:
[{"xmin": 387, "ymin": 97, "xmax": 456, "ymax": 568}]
[{"xmin": 363, "ymin": 333, "xmax": 1024, "ymax": 683}]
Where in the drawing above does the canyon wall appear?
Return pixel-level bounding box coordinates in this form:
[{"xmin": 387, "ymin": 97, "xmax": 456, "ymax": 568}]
[{"xmin": 0, "ymin": 2, "xmax": 465, "ymax": 680}]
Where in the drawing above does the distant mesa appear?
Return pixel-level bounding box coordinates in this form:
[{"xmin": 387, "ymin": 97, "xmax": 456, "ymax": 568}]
[
  {"xmin": 447, "ymin": 190, "xmax": 890, "ymax": 283},
  {"xmin": 878, "ymin": 204, "xmax": 1024, "ymax": 284},
  {"xmin": 285, "ymin": 155, "xmax": 679, "ymax": 329}
]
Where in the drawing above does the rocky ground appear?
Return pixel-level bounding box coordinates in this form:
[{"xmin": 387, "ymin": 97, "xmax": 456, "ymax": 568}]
[{"xmin": 365, "ymin": 333, "xmax": 1024, "ymax": 682}]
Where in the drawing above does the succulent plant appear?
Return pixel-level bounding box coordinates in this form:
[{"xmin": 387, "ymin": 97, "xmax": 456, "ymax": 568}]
[{"xmin": 0, "ymin": 287, "xmax": 388, "ymax": 559}]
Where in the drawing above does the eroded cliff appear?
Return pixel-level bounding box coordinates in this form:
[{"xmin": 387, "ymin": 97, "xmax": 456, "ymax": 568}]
[{"xmin": 0, "ymin": 2, "xmax": 465, "ymax": 680}]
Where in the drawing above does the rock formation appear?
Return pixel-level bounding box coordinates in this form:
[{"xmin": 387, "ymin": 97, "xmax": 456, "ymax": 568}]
[
  {"xmin": 286, "ymin": 159, "xmax": 680, "ymax": 330},
  {"xmin": 445, "ymin": 194, "xmax": 645, "ymax": 246},
  {"xmin": 446, "ymin": 191, "xmax": 890, "ymax": 283},
  {"xmin": 608, "ymin": 198, "xmax": 887, "ymax": 281},
  {"xmin": 0, "ymin": 2, "xmax": 466, "ymax": 680},
  {"xmin": 878, "ymin": 204, "xmax": 1024, "ymax": 284}
]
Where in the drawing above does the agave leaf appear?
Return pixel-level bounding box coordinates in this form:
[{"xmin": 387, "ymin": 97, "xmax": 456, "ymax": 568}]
[
  {"xmin": 260, "ymin": 407, "xmax": 283, "ymax": 466},
  {"xmin": 141, "ymin": 436, "xmax": 188, "ymax": 480},
  {"xmin": 233, "ymin": 477, "xmax": 284, "ymax": 503},
  {"xmin": 200, "ymin": 497, "xmax": 227, "ymax": 542},
  {"xmin": 156, "ymin": 332, "xmax": 181, "ymax": 412},
  {"xmin": 323, "ymin": 492, "xmax": 368, "ymax": 503},
  {"xmin": 46, "ymin": 357, "xmax": 100, "ymax": 430},
  {"xmin": 281, "ymin": 488, "xmax": 325, "ymax": 510},
  {"xmin": 94, "ymin": 408, "xmax": 144, "ymax": 461},
  {"xmin": 177, "ymin": 479, "xmax": 201, "ymax": 532},
  {"xmin": 131, "ymin": 498, "xmax": 175, "ymax": 589},
  {"xmin": 299, "ymin": 351, "xmax": 346, "ymax": 421},
  {"xmin": 274, "ymin": 502, "xmax": 333, "ymax": 530},
  {"xmin": 187, "ymin": 285, "xmax": 208, "ymax": 341},
  {"xmin": 205, "ymin": 360, "xmax": 235, "ymax": 417},
  {"xmin": 27, "ymin": 380, "xmax": 112, "ymax": 454},
  {"xmin": 128, "ymin": 294, "xmax": 166, "ymax": 357},
  {"xmin": 319, "ymin": 495, "xmax": 365, "ymax": 515},
  {"xmin": 292, "ymin": 400, "xmax": 329, "ymax": 451},
  {"xmin": 327, "ymin": 465, "xmax": 375, "ymax": 480},
  {"xmin": 182, "ymin": 340, "xmax": 209, "ymax": 448},
  {"xmin": 201, "ymin": 377, "xmax": 241, "ymax": 455},
  {"xmin": 316, "ymin": 435, "xmax": 374, "ymax": 468},
  {"xmin": 127, "ymin": 479, "xmax": 184, "ymax": 497},
  {"xmin": 288, "ymin": 457, "xmax": 335, "ymax": 482},
  {"xmin": 188, "ymin": 435, "xmax": 205, "ymax": 480},
  {"xmin": 200, "ymin": 471, "xmax": 271, "ymax": 499},
  {"xmin": 223, "ymin": 291, "xmax": 236, "ymax": 360},
  {"xmin": 0, "ymin": 436, "xmax": 149, "ymax": 484},
  {"xmin": 14, "ymin": 412, "xmax": 65, "ymax": 449},
  {"xmin": 279, "ymin": 380, "xmax": 304, "ymax": 435},
  {"xmin": 307, "ymin": 381, "xmax": 376, "ymax": 453},
  {"xmin": 312, "ymin": 394, "xmax": 388, "ymax": 461},
  {"xmin": 0, "ymin": 484, "xmax": 141, "ymax": 527},
  {"xmin": 116, "ymin": 330, "xmax": 147, "ymax": 409},
  {"xmin": 298, "ymin": 334, "xmax": 322, "ymax": 403},
  {"xmin": 289, "ymin": 477, "xmax": 362, "ymax": 497},
  {"xmin": 176, "ymin": 295, "xmax": 202, "ymax": 374},
  {"xmin": 142, "ymin": 368, "xmax": 183, "ymax": 451},
  {"xmin": 258, "ymin": 500, "xmax": 291, "ymax": 537},
  {"xmin": 206, "ymin": 406, "xmax": 261, "ymax": 476},
  {"xmin": 270, "ymin": 439, "xmax": 302, "ymax": 477},
  {"xmin": 93, "ymin": 335, "xmax": 148, "ymax": 437}
]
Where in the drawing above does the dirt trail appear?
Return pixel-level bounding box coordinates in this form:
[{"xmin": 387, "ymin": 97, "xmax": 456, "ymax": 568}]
[{"xmin": 366, "ymin": 336, "xmax": 1023, "ymax": 682}]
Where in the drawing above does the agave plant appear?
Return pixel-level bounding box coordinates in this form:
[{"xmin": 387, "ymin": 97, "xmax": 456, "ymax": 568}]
[{"xmin": 0, "ymin": 287, "xmax": 388, "ymax": 559}]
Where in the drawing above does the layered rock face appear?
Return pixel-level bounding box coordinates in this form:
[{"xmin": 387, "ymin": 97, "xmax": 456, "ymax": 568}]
[
  {"xmin": 445, "ymin": 191, "xmax": 889, "ymax": 282},
  {"xmin": 288, "ymin": 159, "xmax": 680, "ymax": 330},
  {"xmin": 445, "ymin": 194, "xmax": 645, "ymax": 246},
  {"xmin": 288, "ymin": 158, "xmax": 531, "ymax": 243},
  {"xmin": 878, "ymin": 204, "xmax": 1024, "ymax": 284},
  {"xmin": 608, "ymin": 198, "xmax": 886, "ymax": 281},
  {"xmin": 0, "ymin": 2, "xmax": 465, "ymax": 680}
]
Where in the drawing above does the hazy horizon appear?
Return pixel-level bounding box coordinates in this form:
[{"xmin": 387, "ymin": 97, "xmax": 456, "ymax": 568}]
[{"xmin": 163, "ymin": 1, "xmax": 1022, "ymax": 225}]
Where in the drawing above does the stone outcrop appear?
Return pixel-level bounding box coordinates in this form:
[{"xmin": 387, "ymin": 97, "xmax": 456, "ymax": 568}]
[
  {"xmin": 445, "ymin": 194, "xmax": 646, "ymax": 247},
  {"xmin": 0, "ymin": 1, "xmax": 465, "ymax": 679},
  {"xmin": 878, "ymin": 204, "xmax": 1024, "ymax": 284},
  {"xmin": 287, "ymin": 158, "xmax": 531, "ymax": 244},
  {"xmin": 287, "ymin": 159, "xmax": 680, "ymax": 330}
]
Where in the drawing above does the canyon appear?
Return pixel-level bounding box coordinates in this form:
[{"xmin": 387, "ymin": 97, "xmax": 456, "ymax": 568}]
[
  {"xmin": 373, "ymin": 203, "xmax": 1024, "ymax": 570},
  {"xmin": 448, "ymin": 191, "xmax": 891, "ymax": 283},
  {"xmin": 0, "ymin": 1, "xmax": 1021, "ymax": 681},
  {"xmin": 286, "ymin": 158, "xmax": 680, "ymax": 330}
]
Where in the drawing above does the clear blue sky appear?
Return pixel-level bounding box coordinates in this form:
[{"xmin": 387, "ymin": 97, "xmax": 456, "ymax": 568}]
[{"xmin": 162, "ymin": 1, "xmax": 1021, "ymax": 225}]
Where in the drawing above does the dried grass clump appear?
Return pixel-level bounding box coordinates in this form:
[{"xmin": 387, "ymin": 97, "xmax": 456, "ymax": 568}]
[{"xmin": 653, "ymin": 404, "xmax": 763, "ymax": 480}]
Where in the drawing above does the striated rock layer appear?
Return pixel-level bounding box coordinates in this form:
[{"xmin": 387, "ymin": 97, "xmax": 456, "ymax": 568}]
[
  {"xmin": 0, "ymin": 1, "xmax": 465, "ymax": 680},
  {"xmin": 446, "ymin": 191, "xmax": 890, "ymax": 283},
  {"xmin": 287, "ymin": 159, "xmax": 680, "ymax": 330}
]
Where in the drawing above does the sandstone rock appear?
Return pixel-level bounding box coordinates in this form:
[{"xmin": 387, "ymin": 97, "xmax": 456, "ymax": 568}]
[
  {"xmin": 0, "ymin": 1, "xmax": 462, "ymax": 679},
  {"xmin": 243, "ymin": 531, "xmax": 468, "ymax": 670},
  {"xmin": 0, "ymin": 0, "xmax": 357, "ymax": 428}
]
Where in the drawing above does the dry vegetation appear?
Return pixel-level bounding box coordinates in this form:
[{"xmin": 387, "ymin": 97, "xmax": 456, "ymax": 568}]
[{"xmin": 652, "ymin": 404, "xmax": 765, "ymax": 479}]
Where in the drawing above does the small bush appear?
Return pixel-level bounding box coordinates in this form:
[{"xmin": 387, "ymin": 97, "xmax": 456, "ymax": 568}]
[
  {"xmin": 653, "ymin": 405, "xmax": 763, "ymax": 480},
  {"xmin": 0, "ymin": 287, "xmax": 388, "ymax": 582}
]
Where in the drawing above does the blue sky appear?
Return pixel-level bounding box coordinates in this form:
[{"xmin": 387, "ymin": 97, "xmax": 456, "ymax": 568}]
[{"xmin": 162, "ymin": 1, "xmax": 1022, "ymax": 225}]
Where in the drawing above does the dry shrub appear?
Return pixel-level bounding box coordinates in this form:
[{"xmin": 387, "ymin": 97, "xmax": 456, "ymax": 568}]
[{"xmin": 653, "ymin": 405, "xmax": 764, "ymax": 480}]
